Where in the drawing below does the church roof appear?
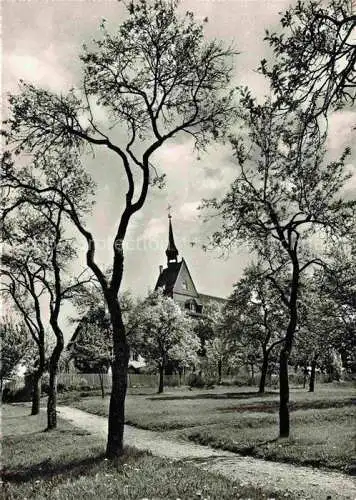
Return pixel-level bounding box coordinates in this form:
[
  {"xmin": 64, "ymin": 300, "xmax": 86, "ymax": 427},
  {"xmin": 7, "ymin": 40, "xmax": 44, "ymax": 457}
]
[{"xmin": 155, "ymin": 261, "xmax": 182, "ymax": 294}]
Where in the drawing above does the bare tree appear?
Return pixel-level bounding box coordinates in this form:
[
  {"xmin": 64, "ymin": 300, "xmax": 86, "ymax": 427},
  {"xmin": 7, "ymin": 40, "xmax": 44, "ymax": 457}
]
[{"xmin": 2, "ymin": 0, "xmax": 236, "ymax": 457}]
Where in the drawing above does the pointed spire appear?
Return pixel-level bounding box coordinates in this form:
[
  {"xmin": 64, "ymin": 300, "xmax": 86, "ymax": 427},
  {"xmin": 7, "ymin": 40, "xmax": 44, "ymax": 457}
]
[{"xmin": 166, "ymin": 208, "xmax": 179, "ymax": 264}]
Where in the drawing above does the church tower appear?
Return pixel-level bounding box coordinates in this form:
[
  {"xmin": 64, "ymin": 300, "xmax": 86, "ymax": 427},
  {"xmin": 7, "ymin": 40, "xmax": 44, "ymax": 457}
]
[
  {"xmin": 155, "ymin": 211, "xmax": 227, "ymax": 314},
  {"xmin": 155, "ymin": 212, "xmax": 201, "ymax": 310}
]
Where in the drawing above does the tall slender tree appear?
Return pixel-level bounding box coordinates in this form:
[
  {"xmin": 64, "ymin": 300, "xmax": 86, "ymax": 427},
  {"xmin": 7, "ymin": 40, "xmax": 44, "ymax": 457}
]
[{"xmin": 2, "ymin": 0, "xmax": 236, "ymax": 456}]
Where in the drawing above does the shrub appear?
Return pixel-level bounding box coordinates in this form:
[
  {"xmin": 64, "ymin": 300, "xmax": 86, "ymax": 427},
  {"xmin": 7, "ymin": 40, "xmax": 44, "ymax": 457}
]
[
  {"xmin": 41, "ymin": 373, "xmax": 50, "ymax": 394},
  {"xmin": 2, "ymin": 386, "xmax": 32, "ymax": 403},
  {"xmin": 57, "ymin": 382, "xmax": 67, "ymax": 393},
  {"xmin": 204, "ymin": 378, "xmax": 216, "ymax": 389},
  {"xmin": 187, "ymin": 372, "xmax": 205, "ymax": 388}
]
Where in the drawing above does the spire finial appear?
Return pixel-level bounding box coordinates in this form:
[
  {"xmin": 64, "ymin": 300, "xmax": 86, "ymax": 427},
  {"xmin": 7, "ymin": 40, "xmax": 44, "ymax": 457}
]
[{"xmin": 167, "ymin": 204, "xmax": 172, "ymax": 219}]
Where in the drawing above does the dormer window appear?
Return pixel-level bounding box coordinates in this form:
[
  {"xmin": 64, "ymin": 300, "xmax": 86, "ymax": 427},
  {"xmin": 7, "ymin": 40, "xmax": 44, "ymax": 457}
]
[{"xmin": 185, "ymin": 299, "xmax": 196, "ymax": 312}]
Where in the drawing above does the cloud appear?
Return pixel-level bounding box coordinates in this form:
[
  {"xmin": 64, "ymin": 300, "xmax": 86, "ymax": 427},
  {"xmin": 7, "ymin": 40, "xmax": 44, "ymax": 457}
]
[
  {"xmin": 5, "ymin": 49, "xmax": 74, "ymax": 92},
  {"xmin": 141, "ymin": 218, "xmax": 166, "ymax": 240},
  {"xmin": 327, "ymin": 111, "xmax": 356, "ymax": 153},
  {"xmin": 179, "ymin": 201, "xmax": 200, "ymax": 220}
]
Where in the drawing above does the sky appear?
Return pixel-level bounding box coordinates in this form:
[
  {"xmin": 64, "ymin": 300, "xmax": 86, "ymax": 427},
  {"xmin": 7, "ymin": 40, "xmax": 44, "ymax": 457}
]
[{"xmin": 2, "ymin": 0, "xmax": 355, "ymax": 341}]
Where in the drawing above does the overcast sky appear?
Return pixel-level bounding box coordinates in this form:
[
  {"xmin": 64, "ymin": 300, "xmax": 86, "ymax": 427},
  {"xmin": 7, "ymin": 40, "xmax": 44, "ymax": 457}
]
[{"xmin": 3, "ymin": 0, "xmax": 355, "ymax": 340}]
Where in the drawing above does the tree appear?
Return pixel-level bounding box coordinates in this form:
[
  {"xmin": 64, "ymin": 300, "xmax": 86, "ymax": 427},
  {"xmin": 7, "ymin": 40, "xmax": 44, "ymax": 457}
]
[
  {"xmin": 132, "ymin": 289, "xmax": 199, "ymax": 393},
  {"xmin": 0, "ymin": 316, "xmax": 31, "ymax": 392},
  {"xmin": 201, "ymin": 98, "xmax": 355, "ymax": 436},
  {"xmin": 3, "ymin": 0, "xmax": 236, "ymax": 457},
  {"xmin": 1, "ymin": 249, "xmax": 47, "ymax": 415},
  {"xmin": 197, "ymin": 301, "xmax": 234, "ymax": 384},
  {"xmin": 224, "ymin": 263, "xmax": 287, "ymax": 393},
  {"xmin": 204, "ymin": 337, "xmax": 233, "ymax": 385},
  {"xmin": 260, "ymin": 0, "xmax": 356, "ymax": 119},
  {"xmin": 294, "ymin": 276, "xmax": 340, "ymax": 392},
  {"xmin": 70, "ymin": 318, "xmax": 112, "ymax": 399},
  {"xmin": 320, "ymin": 244, "xmax": 356, "ymax": 371},
  {"xmin": 1, "ymin": 171, "xmax": 94, "ymax": 428}
]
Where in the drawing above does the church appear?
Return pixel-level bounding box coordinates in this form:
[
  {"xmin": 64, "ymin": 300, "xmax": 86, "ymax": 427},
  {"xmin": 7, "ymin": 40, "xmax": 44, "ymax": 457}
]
[
  {"xmin": 67, "ymin": 213, "xmax": 227, "ymax": 374},
  {"xmin": 155, "ymin": 214, "xmax": 227, "ymax": 315}
]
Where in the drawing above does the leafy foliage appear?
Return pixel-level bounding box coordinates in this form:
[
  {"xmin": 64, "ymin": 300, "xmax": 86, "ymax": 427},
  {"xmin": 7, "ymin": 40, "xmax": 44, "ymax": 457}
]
[
  {"xmin": 224, "ymin": 263, "xmax": 287, "ymax": 380},
  {"xmin": 0, "ymin": 316, "xmax": 31, "ymax": 385},
  {"xmin": 132, "ymin": 289, "xmax": 200, "ymax": 374},
  {"xmin": 260, "ymin": 0, "xmax": 356, "ymax": 117}
]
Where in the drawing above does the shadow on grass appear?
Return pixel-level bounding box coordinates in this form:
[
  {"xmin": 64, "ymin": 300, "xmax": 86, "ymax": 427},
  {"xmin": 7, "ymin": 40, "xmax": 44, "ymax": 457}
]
[
  {"xmin": 187, "ymin": 432, "xmax": 355, "ymax": 474},
  {"xmin": 220, "ymin": 398, "xmax": 355, "ymax": 414},
  {"xmin": 149, "ymin": 391, "xmax": 277, "ymax": 401},
  {"xmin": 2, "ymin": 453, "xmax": 107, "ymax": 484}
]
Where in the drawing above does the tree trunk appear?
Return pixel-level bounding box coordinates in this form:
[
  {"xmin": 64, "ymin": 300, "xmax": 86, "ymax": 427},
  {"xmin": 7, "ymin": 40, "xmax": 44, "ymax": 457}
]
[
  {"xmin": 158, "ymin": 364, "xmax": 164, "ymax": 393},
  {"xmin": 250, "ymin": 363, "xmax": 255, "ymax": 385},
  {"xmin": 47, "ymin": 369, "xmax": 58, "ymax": 430},
  {"xmin": 31, "ymin": 348, "xmax": 45, "ymax": 416},
  {"xmin": 31, "ymin": 372, "xmax": 42, "ymax": 416},
  {"xmin": 259, "ymin": 352, "xmax": 269, "ymax": 393},
  {"xmin": 217, "ymin": 359, "xmax": 222, "ymax": 385},
  {"xmin": 278, "ymin": 257, "xmax": 299, "ymax": 439},
  {"xmin": 279, "ymin": 347, "xmax": 290, "ymax": 437},
  {"xmin": 309, "ymin": 355, "xmax": 317, "ymax": 393},
  {"xmin": 302, "ymin": 362, "xmax": 308, "ymax": 389},
  {"xmin": 105, "ymin": 297, "xmax": 129, "ymax": 459},
  {"xmin": 47, "ymin": 340, "xmax": 63, "ymax": 430}
]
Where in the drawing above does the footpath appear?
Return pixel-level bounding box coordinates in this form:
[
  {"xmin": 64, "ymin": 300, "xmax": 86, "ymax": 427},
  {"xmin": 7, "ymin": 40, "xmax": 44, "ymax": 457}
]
[{"xmin": 57, "ymin": 405, "xmax": 356, "ymax": 500}]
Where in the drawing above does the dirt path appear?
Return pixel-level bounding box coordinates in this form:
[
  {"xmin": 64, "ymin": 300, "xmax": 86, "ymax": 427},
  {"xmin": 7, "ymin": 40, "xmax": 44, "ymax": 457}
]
[{"xmin": 57, "ymin": 405, "xmax": 356, "ymax": 500}]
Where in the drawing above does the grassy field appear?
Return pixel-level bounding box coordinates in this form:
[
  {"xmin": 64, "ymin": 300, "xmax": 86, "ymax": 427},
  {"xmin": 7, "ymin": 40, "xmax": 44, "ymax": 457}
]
[
  {"xmin": 2, "ymin": 404, "xmax": 284, "ymax": 499},
  {"xmin": 67, "ymin": 384, "xmax": 355, "ymax": 472}
]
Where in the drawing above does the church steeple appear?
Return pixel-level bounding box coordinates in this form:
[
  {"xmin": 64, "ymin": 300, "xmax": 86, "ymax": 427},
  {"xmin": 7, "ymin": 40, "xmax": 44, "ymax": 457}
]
[{"xmin": 166, "ymin": 210, "xmax": 179, "ymax": 265}]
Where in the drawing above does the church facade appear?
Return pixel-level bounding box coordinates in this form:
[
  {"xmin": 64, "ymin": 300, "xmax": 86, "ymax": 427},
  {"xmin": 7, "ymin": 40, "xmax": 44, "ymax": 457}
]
[{"xmin": 155, "ymin": 215, "xmax": 227, "ymax": 315}]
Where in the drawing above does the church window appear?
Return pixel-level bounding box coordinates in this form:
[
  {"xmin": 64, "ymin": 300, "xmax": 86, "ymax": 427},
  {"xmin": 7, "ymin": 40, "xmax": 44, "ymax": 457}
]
[{"xmin": 182, "ymin": 279, "xmax": 188, "ymax": 290}]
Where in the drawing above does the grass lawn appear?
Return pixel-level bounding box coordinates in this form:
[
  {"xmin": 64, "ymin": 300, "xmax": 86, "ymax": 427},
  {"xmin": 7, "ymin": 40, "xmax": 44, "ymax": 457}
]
[
  {"xmin": 182, "ymin": 406, "xmax": 355, "ymax": 472},
  {"xmin": 67, "ymin": 384, "xmax": 355, "ymax": 472},
  {"xmin": 2, "ymin": 404, "xmax": 285, "ymax": 499}
]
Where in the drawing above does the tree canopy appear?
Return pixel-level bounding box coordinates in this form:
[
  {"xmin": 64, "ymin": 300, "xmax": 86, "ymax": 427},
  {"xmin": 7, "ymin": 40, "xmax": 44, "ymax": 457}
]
[
  {"xmin": 260, "ymin": 0, "xmax": 356, "ymax": 118},
  {"xmin": 132, "ymin": 289, "xmax": 199, "ymax": 392}
]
